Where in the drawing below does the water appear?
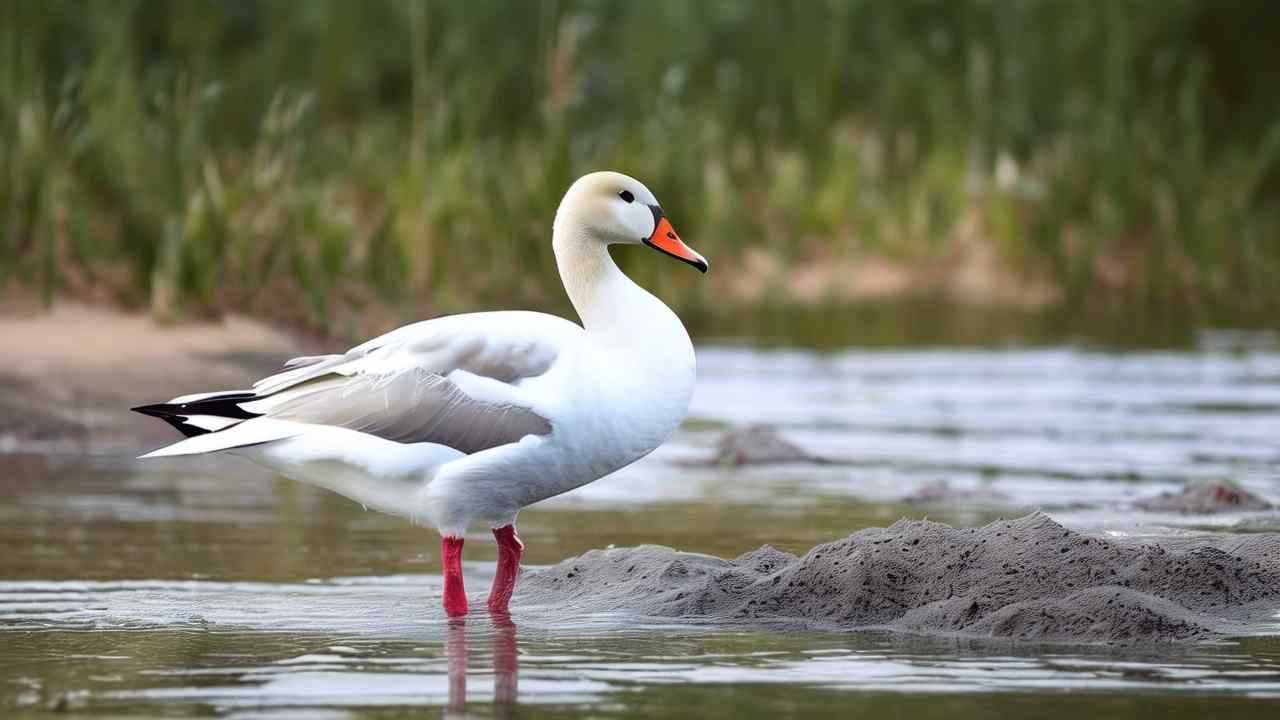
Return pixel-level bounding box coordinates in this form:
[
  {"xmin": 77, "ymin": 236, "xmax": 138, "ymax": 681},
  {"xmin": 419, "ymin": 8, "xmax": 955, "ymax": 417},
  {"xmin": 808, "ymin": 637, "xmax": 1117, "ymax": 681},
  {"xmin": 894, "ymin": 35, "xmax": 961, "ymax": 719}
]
[{"xmin": 3, "ymin": 340, "xmax": 1280, "ymax": 717}]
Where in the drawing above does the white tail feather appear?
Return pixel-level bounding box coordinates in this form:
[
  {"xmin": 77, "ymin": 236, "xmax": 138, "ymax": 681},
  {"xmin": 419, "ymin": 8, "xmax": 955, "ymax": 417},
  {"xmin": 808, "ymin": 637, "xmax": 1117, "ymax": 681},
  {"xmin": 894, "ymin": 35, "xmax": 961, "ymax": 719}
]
[{"xmin": 138, "ymin": 418, "xmax": 308, "ymax": 458}]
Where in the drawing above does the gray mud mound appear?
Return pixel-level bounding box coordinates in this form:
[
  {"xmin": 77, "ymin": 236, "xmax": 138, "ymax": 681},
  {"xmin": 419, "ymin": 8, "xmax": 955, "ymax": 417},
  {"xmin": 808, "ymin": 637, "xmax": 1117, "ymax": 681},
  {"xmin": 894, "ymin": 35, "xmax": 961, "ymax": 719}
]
[
  {"xmin": 1135, "ymin": 479, "xmax": 1273, "ymax": 513},
  {"xmin": 518, "ymin": 513, "xmax": 1280, "ymax": 643}
]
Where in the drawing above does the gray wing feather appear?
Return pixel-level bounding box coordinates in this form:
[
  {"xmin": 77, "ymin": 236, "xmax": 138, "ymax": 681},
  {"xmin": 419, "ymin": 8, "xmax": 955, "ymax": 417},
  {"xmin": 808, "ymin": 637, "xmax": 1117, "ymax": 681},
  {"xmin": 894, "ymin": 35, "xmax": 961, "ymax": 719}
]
[
  {"xmin": 244, "ymin": 369, "xmax": 551, "ymax": 454},
  {"xmin": 244, "ymin": 315, "xmax": 566, "ymax": 453}
]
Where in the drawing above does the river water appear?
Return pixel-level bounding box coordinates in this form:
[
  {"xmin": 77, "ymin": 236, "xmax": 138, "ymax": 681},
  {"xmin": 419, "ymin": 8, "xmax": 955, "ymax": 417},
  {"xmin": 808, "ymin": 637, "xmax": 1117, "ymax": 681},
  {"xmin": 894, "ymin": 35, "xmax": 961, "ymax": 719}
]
[{"xmin": 3, "ymin": 337, "xmax": 1280, "ymax": 717}]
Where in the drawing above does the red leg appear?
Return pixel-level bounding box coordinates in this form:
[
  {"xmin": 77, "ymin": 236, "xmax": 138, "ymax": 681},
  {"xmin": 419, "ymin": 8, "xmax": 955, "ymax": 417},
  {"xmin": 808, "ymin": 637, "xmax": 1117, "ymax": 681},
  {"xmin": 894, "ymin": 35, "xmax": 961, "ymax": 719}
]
[
  {"xmin": 442, "ymin": 535, "xmax": 469, "ymax": 618},
  {"xmin": 487, "ymin": 524, "xmax": 524, "ymax": 615}
]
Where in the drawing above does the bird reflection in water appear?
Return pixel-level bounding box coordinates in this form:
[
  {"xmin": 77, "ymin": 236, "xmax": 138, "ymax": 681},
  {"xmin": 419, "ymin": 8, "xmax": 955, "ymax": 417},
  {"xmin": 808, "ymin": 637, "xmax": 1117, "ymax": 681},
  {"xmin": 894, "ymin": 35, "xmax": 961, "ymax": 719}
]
[{"xmin": 446, "ymin": 614, "xmax": 519, "ymax": 717}]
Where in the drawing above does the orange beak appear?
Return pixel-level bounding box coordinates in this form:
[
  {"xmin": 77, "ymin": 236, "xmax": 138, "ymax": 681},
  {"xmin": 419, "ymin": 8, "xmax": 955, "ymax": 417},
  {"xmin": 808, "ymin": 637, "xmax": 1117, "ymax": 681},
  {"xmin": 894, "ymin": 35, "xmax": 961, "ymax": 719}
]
[{"xmin": 644, "ymin": 205, "xmax": 708, "ymax": 273}]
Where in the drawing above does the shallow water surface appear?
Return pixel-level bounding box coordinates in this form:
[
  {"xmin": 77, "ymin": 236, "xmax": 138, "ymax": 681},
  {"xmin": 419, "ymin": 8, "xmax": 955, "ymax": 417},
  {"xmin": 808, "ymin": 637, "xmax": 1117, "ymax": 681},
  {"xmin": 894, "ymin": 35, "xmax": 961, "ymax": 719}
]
[{"xmin": 3, "ymin": 342, "xmax": 1280, "ymax": 717}]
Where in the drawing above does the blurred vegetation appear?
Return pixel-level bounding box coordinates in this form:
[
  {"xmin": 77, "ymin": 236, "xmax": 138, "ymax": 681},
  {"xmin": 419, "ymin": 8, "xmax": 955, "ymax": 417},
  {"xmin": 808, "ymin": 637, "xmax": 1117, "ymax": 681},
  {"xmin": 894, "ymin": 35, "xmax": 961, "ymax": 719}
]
[{"xmin": 2, "ymin": 0, "xmax": 1278, "ymax": 337}]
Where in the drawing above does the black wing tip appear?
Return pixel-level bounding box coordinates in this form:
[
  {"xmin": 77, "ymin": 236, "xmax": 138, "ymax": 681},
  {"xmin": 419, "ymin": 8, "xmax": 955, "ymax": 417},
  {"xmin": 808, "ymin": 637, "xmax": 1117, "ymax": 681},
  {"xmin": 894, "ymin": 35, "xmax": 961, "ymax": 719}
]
[
  {"xmin": 132, "ymin": 403, "xmax": 178, "ymax": 418},
  {"xmin": 132, "ymin": 392, "xmax": 261, "ymax": 439},
  {"xmin": 132, "ymin": 393, "xmax": 260, "ymax": 420},
  {"xmin": 131, "ymin": 402, "xmax": 204, "ymax": 438}
]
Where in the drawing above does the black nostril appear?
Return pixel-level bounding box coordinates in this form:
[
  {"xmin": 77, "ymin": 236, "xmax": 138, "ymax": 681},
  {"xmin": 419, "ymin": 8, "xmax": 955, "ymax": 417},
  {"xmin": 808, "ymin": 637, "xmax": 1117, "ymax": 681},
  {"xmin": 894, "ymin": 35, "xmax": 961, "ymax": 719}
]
[{"xmin": 667, "ymin": 232, "xmax": 676, "ymax": 239}]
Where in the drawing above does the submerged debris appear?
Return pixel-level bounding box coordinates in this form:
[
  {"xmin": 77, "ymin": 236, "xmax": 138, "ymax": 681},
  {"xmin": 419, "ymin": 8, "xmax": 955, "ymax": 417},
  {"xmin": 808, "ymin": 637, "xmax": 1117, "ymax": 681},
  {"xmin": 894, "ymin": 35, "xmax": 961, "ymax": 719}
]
[
  {"xmin": 518, "ymin": 513, "xmax": 1280, "ymax": 643},
  {"xmin": 902, "ymin": 479, "xmax": 1011, "ymax": 506},
  {"xmin": 705, "ymin": 425, "xmax": 831, "ymax": 466},
  {"xmin": 1135, "ymin": 479, "xmax": 1273, "ymax": 514}
]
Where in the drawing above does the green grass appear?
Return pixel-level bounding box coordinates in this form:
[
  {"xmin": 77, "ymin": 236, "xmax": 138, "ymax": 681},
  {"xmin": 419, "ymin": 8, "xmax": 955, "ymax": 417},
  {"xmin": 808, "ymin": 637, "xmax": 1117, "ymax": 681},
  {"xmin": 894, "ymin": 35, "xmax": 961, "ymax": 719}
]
[{"xmin": 2, "ymin": 0, "xmax": 1278, "ymax": 337}]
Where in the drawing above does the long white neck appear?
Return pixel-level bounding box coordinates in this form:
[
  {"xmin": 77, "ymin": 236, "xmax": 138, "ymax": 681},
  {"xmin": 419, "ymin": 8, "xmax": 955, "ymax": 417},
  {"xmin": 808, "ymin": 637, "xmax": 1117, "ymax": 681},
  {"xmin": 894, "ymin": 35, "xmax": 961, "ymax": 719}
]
[{"xmin": 552, "ymin": 214, "xmax": 666, "ymax": 341}]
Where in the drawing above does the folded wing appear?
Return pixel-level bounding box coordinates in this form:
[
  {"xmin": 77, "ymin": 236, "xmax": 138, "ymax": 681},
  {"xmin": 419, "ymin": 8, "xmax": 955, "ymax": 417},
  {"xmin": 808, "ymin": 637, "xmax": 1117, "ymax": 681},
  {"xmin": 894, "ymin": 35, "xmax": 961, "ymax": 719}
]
[{"xmin": 136, "ymin": 311, "xmax": 577, "ymax": 458}]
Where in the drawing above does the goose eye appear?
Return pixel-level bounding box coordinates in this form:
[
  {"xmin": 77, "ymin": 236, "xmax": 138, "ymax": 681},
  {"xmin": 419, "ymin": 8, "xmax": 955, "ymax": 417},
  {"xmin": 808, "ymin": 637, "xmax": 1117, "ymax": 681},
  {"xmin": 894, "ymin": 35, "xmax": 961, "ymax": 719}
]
[{"xmin": 618, "ymin": 190, "xmax": 635, "ymax": 203}]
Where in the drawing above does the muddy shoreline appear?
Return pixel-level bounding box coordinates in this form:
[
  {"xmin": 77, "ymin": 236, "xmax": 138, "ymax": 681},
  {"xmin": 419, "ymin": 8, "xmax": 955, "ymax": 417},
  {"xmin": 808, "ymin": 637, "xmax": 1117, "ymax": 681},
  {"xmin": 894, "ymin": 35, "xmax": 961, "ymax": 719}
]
[{"xmin": 518, "ymin": 513, "xmax": 1280, "ymax": 644}]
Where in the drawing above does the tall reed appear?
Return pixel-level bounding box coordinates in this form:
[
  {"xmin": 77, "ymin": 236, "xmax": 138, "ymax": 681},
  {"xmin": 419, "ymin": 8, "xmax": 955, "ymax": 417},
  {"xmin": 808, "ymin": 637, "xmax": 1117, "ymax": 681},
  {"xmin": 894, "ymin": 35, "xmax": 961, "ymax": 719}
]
[{"xmin": 1, "ymin": 0, "xmax": 1277, "ymax": 336}]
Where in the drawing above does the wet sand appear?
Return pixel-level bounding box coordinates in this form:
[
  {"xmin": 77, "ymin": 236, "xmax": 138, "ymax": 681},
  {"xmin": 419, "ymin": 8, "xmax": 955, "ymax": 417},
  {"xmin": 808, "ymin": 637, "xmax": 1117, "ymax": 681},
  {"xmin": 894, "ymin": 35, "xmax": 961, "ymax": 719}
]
[{"xmin": 520, "ymin": 513, "xmax": 1280, "ymax": 643}]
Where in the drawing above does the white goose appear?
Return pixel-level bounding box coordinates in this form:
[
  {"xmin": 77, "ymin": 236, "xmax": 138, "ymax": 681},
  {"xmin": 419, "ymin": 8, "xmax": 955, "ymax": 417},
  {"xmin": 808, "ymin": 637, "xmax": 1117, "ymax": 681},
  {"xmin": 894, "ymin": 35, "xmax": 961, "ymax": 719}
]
[{"xmin": 134, "ymin": 171, "xmax": 707, "ymax": 618}]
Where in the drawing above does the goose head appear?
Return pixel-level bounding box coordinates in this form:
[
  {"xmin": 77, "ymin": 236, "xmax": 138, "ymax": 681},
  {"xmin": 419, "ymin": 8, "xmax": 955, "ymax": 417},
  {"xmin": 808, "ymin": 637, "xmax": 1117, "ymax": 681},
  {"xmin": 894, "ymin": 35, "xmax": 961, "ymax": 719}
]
[{"xmin": 556, "ymin": 171, "xmax": 708, "ymax": 273}]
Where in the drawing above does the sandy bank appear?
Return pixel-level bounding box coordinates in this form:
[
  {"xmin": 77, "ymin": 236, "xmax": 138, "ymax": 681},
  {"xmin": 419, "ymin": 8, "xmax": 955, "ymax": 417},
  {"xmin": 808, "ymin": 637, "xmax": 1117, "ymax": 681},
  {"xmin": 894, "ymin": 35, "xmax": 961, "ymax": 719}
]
[
  {"xmin": 0, "ymin": 303, "xmax": 314, "ymax": 449},
  {"xmin": 518, "ymin": 513, "xmax": 1280, "ymax": 643}
]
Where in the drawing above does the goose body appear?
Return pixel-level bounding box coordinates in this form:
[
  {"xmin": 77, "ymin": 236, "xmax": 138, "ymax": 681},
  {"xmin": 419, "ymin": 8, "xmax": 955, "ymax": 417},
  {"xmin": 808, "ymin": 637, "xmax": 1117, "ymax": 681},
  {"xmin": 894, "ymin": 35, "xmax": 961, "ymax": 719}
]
[{"xmin": 134, "ymin": 171, "xmax": 708, "ymax": 617}]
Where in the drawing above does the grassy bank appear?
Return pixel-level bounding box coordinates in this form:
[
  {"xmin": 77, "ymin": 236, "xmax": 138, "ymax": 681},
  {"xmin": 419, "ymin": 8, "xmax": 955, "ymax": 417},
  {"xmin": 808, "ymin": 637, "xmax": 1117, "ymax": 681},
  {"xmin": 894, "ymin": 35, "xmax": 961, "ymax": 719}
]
[{"xmin": 2, "ymin": 0, "xmax": 1278, "ymax": 338}]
